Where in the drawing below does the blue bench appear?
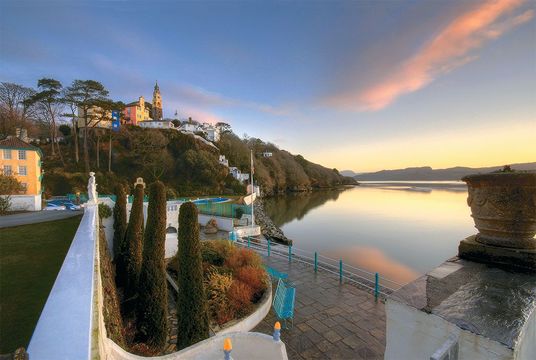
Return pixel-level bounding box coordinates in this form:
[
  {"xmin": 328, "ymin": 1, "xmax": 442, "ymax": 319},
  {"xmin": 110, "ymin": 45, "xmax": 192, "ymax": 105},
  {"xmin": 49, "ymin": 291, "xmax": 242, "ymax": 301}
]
[
  {"xmin": 265, "ymin": 266, "xmax": 288, "ymax": 280},
  {"xmin": 272, "ymin": 278, "xmax": 296, "ymax": 329}
]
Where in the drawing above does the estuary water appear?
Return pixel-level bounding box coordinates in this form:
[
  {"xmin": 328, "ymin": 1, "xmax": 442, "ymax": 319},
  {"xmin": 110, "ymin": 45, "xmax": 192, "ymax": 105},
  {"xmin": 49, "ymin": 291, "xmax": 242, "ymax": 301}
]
[{"xmin": 263, "ymin": 182, "xmax": 474, "ymax": 284}]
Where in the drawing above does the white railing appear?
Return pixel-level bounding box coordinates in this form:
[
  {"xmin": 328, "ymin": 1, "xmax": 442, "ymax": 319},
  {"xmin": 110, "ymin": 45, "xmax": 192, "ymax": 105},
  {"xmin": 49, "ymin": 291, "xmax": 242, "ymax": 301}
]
[{"xmin": 27, "ymin": 204, "xmax": 99, "ymax": 360}]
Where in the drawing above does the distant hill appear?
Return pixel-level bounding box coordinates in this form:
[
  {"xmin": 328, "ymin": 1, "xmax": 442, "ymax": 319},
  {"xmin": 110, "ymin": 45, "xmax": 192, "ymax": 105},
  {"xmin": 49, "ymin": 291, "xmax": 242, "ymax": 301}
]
[
  {"xmin": 340, "ymin": 170, "xmax": 359, "ymax": 177},
  {"xmin": 354, "ymin": 162, "xmax": 536, "ymax": 181}
]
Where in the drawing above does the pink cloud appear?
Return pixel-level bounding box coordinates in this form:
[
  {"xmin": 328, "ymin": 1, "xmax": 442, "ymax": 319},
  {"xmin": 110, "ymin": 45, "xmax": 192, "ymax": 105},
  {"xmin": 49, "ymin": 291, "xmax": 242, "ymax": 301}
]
[{"xmin": 329, "ymin": 0, "xmax": 534, "ymax": 111}]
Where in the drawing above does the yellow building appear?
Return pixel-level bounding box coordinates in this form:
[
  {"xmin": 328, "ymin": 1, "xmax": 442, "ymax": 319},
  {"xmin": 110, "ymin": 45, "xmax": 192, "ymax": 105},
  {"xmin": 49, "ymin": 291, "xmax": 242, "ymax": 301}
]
[
  {"xmin": 0, "ymin": 136, "xmax": 43, "ymax": 210},
  {"xmin": 77, "ymin": 106, "xmax": 113, "ymax": 129}
]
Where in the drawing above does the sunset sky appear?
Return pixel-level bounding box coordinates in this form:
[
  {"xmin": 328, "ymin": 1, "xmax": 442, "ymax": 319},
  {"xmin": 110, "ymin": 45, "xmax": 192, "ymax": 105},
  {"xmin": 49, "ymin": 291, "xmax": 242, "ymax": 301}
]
[{"xmin": 1, "ymin": 0, "xmax": 534, "ymax": 172}]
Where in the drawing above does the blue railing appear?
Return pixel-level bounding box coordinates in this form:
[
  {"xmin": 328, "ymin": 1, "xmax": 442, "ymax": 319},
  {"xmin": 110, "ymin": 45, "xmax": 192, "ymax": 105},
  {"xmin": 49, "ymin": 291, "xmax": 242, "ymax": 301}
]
[{"xmin": 234, "ymin": 237, "xmax": 404, "ymax": 297}]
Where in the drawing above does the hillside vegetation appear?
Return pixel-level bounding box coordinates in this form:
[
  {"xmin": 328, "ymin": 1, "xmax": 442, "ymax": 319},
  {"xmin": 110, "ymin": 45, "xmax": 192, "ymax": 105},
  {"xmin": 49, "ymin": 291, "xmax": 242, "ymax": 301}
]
[{"xmin": 41, "ymin": 126, "xmax": 355, "ymax": 196}]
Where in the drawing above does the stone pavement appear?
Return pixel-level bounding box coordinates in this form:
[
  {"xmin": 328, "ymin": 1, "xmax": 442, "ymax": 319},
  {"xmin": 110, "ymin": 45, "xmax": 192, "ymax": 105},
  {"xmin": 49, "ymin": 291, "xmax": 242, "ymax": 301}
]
[{"xmin": 253, "ymin": 254, "xmax": 386, "ymax": 360}]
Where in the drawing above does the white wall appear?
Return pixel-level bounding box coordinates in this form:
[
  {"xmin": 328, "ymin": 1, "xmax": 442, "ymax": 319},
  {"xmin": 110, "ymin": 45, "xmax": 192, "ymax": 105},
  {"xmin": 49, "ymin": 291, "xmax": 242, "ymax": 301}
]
[
  {"xmin": 198, "ymin": 214, "xmax": 234, "ymax": 231},
  {"xmin": 385, "ymin": 300, "xmax": 513, "ymax": 360},
  {"xmin": 2, "ymin": 194, "xmax": 41, "ymax": 211}
]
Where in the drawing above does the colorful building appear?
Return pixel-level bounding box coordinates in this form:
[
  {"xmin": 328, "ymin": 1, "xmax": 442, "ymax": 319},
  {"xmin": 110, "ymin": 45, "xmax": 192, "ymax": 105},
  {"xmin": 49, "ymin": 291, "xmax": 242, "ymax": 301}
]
[
  {"xmin": 152, "ymin": 81, "xmax": 163, "ymax": 120},
  {"xmin": 122, "ymin": 96, "xmax": 152, "ymax": 125},
  {"xmin": 77, "ymin": 106, "xmax": 113, "ymax": 129},
  {"xmin": 0, "ymin": 136, "xmax": 43, "ymax": 210}
]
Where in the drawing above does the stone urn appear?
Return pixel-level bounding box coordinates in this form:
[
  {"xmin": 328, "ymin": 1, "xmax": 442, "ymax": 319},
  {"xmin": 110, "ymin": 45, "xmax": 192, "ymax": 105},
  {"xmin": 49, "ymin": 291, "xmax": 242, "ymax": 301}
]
[{"xmin": 463, "ymin": 172, "xmax": 536, "ymax": 249}]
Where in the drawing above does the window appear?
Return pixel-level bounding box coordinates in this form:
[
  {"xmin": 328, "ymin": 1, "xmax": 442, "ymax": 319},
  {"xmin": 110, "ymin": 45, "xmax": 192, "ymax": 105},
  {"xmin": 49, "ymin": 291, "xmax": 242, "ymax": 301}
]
[
  {"xmin": 3, "ymin": 149, "xmax": 11, "ymax": 159},
  {"xmin": 3, "ymin": 165, "xmax": 12, "ymax": 175},
  {"xmin": 18, "ymin": 150, "xmax": 26, "ymax": 160},
  {"xmin": 19, "ymin": 166, "xmax": 27, "ymax": 176}
]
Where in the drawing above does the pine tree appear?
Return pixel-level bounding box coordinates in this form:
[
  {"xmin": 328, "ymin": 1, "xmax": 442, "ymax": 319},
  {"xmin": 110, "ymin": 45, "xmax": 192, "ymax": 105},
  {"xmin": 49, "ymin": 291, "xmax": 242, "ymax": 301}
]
[
  {"xmin": 123, "ymin": 184, "xmax": 144, "ymax": 298},
  {"xmin": 137, "ymin": 181, "xmax": 168, "ymax": 349},
  {"xmin": 112, "ymin": 184, "xmax": 127, "ymax": 264},
  {"xmin": 176, "ymin": 202, "xmax": 209, "ymax": 350}
]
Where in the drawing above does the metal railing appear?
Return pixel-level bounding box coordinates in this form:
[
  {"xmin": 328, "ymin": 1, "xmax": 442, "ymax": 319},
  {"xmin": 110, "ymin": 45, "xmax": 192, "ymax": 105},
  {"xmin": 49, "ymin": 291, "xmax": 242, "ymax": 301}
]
[{"xmin": 234, "ymin": 236, "xmax": 404, "ymax": 297}]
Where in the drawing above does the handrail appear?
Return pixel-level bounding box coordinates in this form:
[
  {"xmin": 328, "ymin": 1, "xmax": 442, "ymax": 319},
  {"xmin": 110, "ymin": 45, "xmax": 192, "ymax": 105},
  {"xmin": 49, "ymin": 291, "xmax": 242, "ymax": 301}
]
[{"xmin": 235, "ymin": 238, "xmax": 404, "ymax": 296}]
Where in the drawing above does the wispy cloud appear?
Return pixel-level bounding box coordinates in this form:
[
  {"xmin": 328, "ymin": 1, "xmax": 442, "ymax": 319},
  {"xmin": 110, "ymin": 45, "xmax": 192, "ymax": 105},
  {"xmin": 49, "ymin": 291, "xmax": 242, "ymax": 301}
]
[
  {"xmin": 168, "ymin": 83, "xmax": 291, "ymax": 116},
  {"xmin": 327, "ymin": 0, "xmax": 533, "ymax": 111}
]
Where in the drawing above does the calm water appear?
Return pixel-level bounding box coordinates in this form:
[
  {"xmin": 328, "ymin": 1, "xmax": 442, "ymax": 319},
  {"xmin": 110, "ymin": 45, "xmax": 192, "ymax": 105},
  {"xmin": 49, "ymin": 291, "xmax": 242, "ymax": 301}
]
[{"xmin": 264, "ymin": 183, "xmax": 474, "ymax": 284}]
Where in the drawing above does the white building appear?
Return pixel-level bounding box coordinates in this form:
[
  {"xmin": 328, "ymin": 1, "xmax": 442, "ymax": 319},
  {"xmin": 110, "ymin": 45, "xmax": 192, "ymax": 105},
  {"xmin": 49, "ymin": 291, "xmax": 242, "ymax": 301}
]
[
  {"xmin": 139, "ymin": 120, "xmax": 175, "ymax": 129},
  {"xmin": 262, "ymin": 152, "xmax": 273, "ymax": 157},
  {"xmin": 229, "ymin": 166, "xmax": 250, "ymax": 183},
  {"xmin": 219, "ymin": 155, "xmax": 229, "ymax": 167},
  {"xmin": 204, "ymin": 126, "xmax": 220, "ymax": 142}
]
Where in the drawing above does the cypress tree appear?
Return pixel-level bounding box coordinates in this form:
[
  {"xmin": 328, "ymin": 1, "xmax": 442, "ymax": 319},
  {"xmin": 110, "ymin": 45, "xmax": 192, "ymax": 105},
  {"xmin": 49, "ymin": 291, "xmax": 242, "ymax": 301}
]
[
  {"xmin": 123, "ymin": 184, "xmax": 144, "ymax": 298},
  {"xmin": 112, "ymin": 184, "xmax": 127, "ymax": 264},
  {"xmin": 137, "ymin": 181, "xmax": 168, "ymax": 349},
  {"xmin": 176, "ymin": 202, "xmax": 209, "ymax": 350}
]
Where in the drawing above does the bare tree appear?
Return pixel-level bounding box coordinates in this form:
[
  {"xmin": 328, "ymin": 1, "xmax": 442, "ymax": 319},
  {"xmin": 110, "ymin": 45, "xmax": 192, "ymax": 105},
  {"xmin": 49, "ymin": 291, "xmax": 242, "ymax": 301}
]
[{"xmin": 0, "ymin": 82, "xmax": 37, "ymax": 138}]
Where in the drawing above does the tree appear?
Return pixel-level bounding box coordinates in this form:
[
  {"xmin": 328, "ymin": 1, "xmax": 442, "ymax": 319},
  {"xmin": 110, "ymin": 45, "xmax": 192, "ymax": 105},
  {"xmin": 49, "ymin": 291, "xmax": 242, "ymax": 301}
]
[
  {"xmin": 112, "ymin": 184, "xmax": 127, "ymax": 263},
  {"xmin": 0, "ymin": 82, "xmax": 36, "ymax": 138},
  {"xmin": 58, "ymin": 124, "xmax": 71, "ymax": 137},
  {"xmin": 27, "ymin": 78, "xmax": 65, "ymax": 163},
  {"xmin": 215, "ymin": 122, "xmax": 231, "ymax": 134},
  {"xmin": 137, "ymin": 181, "xmax": 168, "ymax": 349},
  {"xmin": 120, "ymin": 184, "xmax": 144, "ymax": 295},
  {"xmin": 0, "ymin": 172, "xmax": 24, "ymax": 215},
  {"xmin": 129, "ymin": 129, "xmax": 172, "ymax": 179},
  {"xmin": 63, "ymin": 80, "xmax": 109, "ymax": 173},
  {"xmin": 176, "ymin": 202, "xmax": 209, "ymax": 350}
]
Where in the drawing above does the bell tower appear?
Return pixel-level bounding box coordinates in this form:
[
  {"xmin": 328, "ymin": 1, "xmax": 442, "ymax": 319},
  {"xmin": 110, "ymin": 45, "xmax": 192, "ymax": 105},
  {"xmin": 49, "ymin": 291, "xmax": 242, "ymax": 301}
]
[{"xmin": 152, "ymin": 81, "xmax": 163, "ymax": 120}]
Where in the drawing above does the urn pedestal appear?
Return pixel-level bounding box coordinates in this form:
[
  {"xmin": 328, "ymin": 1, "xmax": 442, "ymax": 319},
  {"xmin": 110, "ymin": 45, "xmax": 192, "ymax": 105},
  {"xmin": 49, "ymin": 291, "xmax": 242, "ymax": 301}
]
[{"xmin": 458, "ymin": 172, "xmax": 536, "ymax": 271}]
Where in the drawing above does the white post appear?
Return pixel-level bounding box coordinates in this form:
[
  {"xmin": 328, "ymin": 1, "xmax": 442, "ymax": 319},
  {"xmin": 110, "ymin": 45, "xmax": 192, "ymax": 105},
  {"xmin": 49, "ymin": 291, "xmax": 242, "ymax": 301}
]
[{"xmin": 250, "ymin": 150, "xmax": 255, "ymax": 227}]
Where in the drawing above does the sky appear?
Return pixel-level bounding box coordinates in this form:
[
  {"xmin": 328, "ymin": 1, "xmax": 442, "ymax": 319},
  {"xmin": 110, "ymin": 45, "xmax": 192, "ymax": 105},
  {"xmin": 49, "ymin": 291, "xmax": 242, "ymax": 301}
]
[{"xmin": 1, "ymin": 0, "xmax": 535, "ymax": 172}]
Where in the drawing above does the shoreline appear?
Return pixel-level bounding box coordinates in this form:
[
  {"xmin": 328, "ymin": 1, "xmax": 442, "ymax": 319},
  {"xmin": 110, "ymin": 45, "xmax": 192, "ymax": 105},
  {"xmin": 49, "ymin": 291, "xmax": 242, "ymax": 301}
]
[{"xmin": 253, "ymin": 199, "xmax": 292, "ymax": 245}]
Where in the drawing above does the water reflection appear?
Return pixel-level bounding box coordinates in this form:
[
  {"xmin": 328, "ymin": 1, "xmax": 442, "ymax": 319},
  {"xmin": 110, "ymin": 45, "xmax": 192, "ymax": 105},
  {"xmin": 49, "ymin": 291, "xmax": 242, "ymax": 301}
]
[
  {"xmin": 264, "ymin": 185, "xmax": 475, "ymax": 283},
  {"xmin": 264, "ymin": 189, "xmax": 344, "ymax": 227}
]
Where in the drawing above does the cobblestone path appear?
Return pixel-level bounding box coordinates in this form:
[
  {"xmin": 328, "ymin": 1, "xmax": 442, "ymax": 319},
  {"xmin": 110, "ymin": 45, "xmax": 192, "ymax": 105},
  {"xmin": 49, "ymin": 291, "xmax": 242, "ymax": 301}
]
[{"xmin": 253, "ymin": 254, "xmax": 386, "ymax": 360}]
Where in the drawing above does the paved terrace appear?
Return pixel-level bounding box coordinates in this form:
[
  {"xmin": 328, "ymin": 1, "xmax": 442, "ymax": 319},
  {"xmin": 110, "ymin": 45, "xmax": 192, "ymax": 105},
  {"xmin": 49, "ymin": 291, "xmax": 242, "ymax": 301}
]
[{"xmin": 253, "ymin": 254, "xmax": 386, "ymax": 360}]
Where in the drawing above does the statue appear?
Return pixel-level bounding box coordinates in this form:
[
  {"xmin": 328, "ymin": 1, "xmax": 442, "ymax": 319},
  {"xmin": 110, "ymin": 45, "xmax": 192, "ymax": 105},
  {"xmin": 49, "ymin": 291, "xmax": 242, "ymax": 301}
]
[{"xmin": 88, "ymin": 172, "xmax": 98, "ymax": 204}]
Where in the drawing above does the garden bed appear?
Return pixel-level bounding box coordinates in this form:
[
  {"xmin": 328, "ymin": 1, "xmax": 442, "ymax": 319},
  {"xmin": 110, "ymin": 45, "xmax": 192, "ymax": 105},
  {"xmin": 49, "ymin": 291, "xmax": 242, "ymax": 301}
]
[{"xmin": 166, "ymin": 240, "xmax": 269, "ymax": 332}]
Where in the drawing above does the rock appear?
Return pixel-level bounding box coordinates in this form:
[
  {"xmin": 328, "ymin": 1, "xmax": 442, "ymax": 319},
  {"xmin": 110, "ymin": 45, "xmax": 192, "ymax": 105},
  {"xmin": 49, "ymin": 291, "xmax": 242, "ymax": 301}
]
[{"xmin": 204, "ymin": 218, "xmax": 218, "ymax": 234}]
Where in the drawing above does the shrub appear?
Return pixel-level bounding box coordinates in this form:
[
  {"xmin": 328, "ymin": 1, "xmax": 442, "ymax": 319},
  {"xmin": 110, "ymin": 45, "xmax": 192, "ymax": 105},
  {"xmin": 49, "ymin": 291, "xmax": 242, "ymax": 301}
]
[
  {"xmin": 176, "ymin": 202, "xmax": 209, "ymax": 350},
  {"xmin": 205, "ymin": 271, "xmax": 234, "ymax": 325},
  {"xmin": 201, "ymin": 242, "xmax": 225, "ymax": 266},
  {"xmin": 0, "ymin": 196, "xmax": 11, "ymax": 215},
  {"xmin": 98, "ymin": 203, "xmax": 112, "ymax": 219},
  {"xmin": 0, "ymin": 173, "xmax": 24, "ymax": 195},
  {"xmin": 234, "ymin": 266, "xmax": 267, "ymax": 300},
  {"xmin": 227, "ymin": 280, "xmax": 254, "ymax": 317},
  {"xmin": 121, "ymin": 184, "xmax": 144, "ymax": 295},
  {"xmin": 112, "ymin": 184, "xmax": 127, "ymax": 262},
  {"xmin": 224, "ymin": 248, "xmax": 262, "ymax": 272},
  {"xmin": 137, "ymin": 181, "xmax": 168, "ymax": 350}
]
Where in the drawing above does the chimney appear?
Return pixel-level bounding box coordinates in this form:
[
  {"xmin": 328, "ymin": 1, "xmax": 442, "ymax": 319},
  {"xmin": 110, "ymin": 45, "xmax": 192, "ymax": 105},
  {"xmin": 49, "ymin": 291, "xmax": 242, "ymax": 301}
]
[{"xmin": 16, "ymin": 128, "xmax": 29, "ymax": 142}]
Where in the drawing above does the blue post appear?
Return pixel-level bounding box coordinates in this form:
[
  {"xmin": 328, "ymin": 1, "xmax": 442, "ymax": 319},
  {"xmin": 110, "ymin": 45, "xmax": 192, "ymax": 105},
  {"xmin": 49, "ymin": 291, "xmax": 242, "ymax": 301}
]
[
  {"xmin": 267, "ymin": 239, "xmax": 271, "ymax": 256},
  {"xmin": 273, "ymin": 322, "xmax": 281, "ymax": 341},
  {"xmin": 247, "ymin": 236, "xmax": 251, "ymax": 248},
  {"xmin": 288, "ymin": 245, "xmax": 292, "ymax": 263},
  {"xmin": 314, "ymin": 252, "xmax": 318, "ymax": 272},
  {"xmin": 375, "ymin": 272, "xmax": 379, "ymax": 301},
  {"xmin": 339, "ymin": 259, "xmax": 343, "ymax": 283}
]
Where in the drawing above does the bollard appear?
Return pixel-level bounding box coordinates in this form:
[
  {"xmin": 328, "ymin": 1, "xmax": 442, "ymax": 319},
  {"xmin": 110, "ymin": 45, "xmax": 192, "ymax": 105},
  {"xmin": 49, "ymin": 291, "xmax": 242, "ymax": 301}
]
[
  {"xmin": 248, "ymin": 236, "xmax": 251, "ymax": 248},
  {"xmin": 267, "ymin": 239, "xmax": 271, "ymax": 256},
  {"xmin": 273, "ymin": 322, "xmax": 281, "ymax": 341},
  {"xmin": 314, "ymin": 252, "xmax": 318, "ymax": 273},
  {"xmin": 288, "ymin": 245, "xmax": 292, "ymax": 263},
  {"xmin": 375, "ymin": 272, "xmax": 379, "ymax": 301},
  {"xmin": 223, "ymin": 338, "xmax": 232, "ymax": 360},
  {"xmin": 339, "ymin": 259, "xmax": 343, "ymax": 283}
]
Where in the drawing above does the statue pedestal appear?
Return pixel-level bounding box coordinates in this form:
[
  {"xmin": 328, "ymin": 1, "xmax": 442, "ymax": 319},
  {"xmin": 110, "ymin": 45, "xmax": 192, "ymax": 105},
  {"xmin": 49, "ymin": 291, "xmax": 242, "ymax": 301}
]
[
  {"xmin": 385, "ymin": 256, "xmax": 536, "ymax": 360},
  {"xmin": 459, "ymin": 235, "xmax": 536, "ymax": 271}
]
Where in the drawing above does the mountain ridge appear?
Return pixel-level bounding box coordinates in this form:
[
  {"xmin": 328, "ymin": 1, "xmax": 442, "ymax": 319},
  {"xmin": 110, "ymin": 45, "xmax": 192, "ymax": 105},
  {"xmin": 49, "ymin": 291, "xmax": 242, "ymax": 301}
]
[{"xmin": 354, "ymin": 162, "xmax": 536, "ymax": 181}]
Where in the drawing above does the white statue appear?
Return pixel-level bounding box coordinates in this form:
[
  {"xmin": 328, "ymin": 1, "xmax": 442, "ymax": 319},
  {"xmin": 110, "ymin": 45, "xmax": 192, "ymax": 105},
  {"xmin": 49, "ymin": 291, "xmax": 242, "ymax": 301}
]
[{"xmin": 88, "ymin": 172, "xmax": 98, "ymax": 204}]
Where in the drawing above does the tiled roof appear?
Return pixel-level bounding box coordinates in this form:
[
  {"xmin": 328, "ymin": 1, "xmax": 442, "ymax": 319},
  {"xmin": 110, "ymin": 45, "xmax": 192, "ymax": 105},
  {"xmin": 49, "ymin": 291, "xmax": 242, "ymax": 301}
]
[{"xmin": 0, "ymin": 136, "xmax": 40, "ymax": 151}]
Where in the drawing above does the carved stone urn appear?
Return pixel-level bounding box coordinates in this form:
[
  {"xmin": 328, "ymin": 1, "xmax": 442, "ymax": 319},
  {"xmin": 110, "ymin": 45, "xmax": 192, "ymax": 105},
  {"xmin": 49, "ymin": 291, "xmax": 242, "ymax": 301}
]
[{"xmin": 459, "ymin": 171, "xmax": 536, "ymax": 270}]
